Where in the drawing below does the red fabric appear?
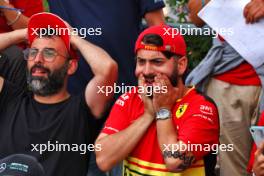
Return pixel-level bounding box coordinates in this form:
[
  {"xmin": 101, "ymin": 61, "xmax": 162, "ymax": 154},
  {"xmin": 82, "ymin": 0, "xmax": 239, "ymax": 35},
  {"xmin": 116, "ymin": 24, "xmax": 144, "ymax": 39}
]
[
  {"xmin": 247, "ymin": 112, "xmax": 264, "ymax": 173},
  {"xmin": 28, "ymin": 12, "xmax": 79, "ymax": 60},
  {"xmin": 28, "ymin": 13, "xmax": 69, "ymax": 49},
  {"xmin": 102, "ymin": 88, "xmax": 219, "ymax": 166},
  {"xmin": 215, "ymin": 36, "xmax": 260, "ymax": 86},
  {"xmin": 214, "ymin": 61, "xmax": 261, "ymax": 86},
  {"xmin": 135, "ymin": 25, "xmax": 186, "ymax": 56},
  {"xmin": 173, "ymin": 89, "xmax": 219, "ymax": 160},
  {"xmin": 0, "ymin": 0, "xmax": 43, "ymax": 33},
  {"xmin": 218, "ymin": 35, "xmax": 225, "ymax": 42}
]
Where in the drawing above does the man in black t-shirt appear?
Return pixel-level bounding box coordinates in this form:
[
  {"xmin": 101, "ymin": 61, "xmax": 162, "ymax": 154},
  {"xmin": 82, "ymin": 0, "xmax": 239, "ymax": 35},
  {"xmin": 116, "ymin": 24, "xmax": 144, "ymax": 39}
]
[{"xmin": 0, "ymin": 12, "xmax": 117, "ymax": 176}]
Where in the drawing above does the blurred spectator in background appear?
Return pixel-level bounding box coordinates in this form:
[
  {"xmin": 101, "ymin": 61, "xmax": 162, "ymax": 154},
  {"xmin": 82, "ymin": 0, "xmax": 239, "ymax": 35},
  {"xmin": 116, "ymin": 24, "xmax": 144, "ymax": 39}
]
[
  {"xmin": 47, "ymin": 0, "xmax": 165, "ymax": 95},
  {"xmin": 245, "ymin": 1, "xmax": 264, "ymax": 175},
  {"xmin": 244, "ymin": 0, "xmax": 264, "ymax": 24},
  {"xmin": 0, "ymin": 0, "xmax": 43, "ymax": 33},
  {"xmin": 186, "ymin": 0, "xmax": 264, "ymax": 176},
  {"xmin": 47, "ymin": 1, "xmax": 166, "ymax": 175},
  {"xmin": 0, "ymin": 0, "xmax": 44, "ymax": 89}
]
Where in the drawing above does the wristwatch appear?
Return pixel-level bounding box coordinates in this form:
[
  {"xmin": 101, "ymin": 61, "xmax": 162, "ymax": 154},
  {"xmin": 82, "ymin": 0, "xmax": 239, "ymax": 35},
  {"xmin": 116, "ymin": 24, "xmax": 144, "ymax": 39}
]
[{"xmin": 156, "ymin": 108, "xmax": 171, "ymax": 120}]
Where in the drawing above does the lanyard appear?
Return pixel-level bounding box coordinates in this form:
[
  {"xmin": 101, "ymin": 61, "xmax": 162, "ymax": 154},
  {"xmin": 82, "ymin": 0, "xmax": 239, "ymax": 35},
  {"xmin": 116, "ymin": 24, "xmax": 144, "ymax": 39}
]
[{"xmin": 0, "ymin": 6, "xmax": 23, "ymax": 12}]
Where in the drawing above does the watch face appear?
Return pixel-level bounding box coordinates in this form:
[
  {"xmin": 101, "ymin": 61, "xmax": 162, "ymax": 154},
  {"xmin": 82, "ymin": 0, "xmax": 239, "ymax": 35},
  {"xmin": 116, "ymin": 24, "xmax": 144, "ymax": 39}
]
[
  {"xmin": 157, "ymin": 108, "xmax": 171, "ymax": 119},
  {"xmin": 160, "ymin": 109, "xmax": 169, "ymax": 116}
]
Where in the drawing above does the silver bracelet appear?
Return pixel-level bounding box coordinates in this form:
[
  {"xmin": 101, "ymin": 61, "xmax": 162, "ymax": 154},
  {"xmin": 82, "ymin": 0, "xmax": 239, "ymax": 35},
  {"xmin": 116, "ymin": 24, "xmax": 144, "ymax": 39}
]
[{"xmin": 7, "ymin": 10, "xmax": 21, "ymax": 26}]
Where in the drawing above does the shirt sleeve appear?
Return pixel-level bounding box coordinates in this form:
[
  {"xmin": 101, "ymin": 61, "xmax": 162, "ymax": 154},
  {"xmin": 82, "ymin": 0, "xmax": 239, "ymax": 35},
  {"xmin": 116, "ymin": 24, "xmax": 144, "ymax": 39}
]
[
  {"xmin": 101, "ymin": 93, "xmax": 135, "ymax": 135},
  {"xmin": 12, "ymin": 0, "xmax": 44, "ymax": 17},
  {"xmin": 178, "ymin": 101, "xmax": 219, "ymax": 160},
  {"xmin": 138, "ymin": 0, "xmax": 165, "ymax": 17},
  {"xmin": 78, "ymin": 92, "xmax": 104, "ymax": 144}
]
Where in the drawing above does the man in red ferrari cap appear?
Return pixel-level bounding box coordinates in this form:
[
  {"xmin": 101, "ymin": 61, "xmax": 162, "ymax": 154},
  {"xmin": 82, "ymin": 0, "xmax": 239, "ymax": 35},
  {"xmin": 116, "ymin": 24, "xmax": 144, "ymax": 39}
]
[
  {"xmin": 95, "ymin": 25, "xmax": 219, "ymax": 176},
  {"xmin": 0, "ymin": 12, "xmax": 117, "ymax": 176}
]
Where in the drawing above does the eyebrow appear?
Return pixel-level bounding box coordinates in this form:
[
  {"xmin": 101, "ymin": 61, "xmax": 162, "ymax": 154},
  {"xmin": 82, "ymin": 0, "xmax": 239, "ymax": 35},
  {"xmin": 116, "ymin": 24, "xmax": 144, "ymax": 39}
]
[
  {"xmin": 136, "ymin": 56, "xmax": 165, "ymax": 61},
  {"xmin": 30, "ymin": 47, "xmax": 56, "ymax": 50},
  {"xmin": 43, "ymin": 48, "xmax": 56, "ymax": 50}
]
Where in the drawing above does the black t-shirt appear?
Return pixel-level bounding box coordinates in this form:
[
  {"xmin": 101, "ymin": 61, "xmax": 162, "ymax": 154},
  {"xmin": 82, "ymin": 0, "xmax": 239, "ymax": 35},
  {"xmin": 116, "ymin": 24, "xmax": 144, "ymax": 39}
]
[
  {"xmin": 0, "ymin": 80, "xmax": 97, "ymax": 176},
  {"xmin": 0, "ymin": 46, "xmax": 27, "ymax": 90}
]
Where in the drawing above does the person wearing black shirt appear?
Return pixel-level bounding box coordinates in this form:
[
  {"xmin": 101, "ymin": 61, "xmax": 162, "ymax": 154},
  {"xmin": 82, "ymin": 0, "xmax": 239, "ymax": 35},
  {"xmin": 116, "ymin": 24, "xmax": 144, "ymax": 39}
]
[{"xmin": 0, "ymin": 12, "xmax": 117, "ymax": 176}]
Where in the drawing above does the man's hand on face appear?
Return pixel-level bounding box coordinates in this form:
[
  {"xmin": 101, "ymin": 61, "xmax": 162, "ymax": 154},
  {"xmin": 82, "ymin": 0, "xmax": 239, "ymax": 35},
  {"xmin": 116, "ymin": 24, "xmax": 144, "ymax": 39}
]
[
  {"xmin": 253, "ymin": 142, "xmax": 264, "ymax": 176},
  {"xmin": 138, "ymin": 74, "xmax": 155, "ymax": 119},
  {"xmin": 152, "ymin": 74, "xmax": 179, "ymax": 112},
  {"xmin": 244, "ymin": 0, "xmax": 264, "ymax": 24}
]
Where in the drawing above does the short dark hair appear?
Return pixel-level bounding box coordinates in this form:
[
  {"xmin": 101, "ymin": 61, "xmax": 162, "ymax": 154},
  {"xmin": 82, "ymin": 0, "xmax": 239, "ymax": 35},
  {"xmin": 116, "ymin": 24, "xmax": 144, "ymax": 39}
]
[{"xmin": 142, "ymin": 34, "xmax": 179, "ymax": 59}]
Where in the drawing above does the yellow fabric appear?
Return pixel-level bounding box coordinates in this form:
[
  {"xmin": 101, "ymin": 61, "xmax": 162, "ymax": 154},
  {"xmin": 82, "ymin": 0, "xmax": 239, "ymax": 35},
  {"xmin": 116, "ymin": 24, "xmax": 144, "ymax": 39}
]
[{"xmin": 123, "ymin": 157, "xmax": 205, "ymax": 176}]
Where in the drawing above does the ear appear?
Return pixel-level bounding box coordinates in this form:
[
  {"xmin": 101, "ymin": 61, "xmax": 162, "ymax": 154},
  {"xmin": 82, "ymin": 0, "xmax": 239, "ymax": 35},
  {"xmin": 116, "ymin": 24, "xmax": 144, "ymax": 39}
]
[
  {"xmin": 67, "ymin": 59, "xmax": 78, "ymax": 75},
  {"xmin": 177, "ymin": 56, "xmax": 188, "ymax": 76}
]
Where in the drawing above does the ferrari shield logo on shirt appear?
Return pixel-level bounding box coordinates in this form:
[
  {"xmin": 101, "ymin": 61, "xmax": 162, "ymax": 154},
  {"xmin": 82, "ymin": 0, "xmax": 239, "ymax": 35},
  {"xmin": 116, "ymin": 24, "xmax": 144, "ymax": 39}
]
[{"xmin": 176, "ymin": 104, "xmax": 188, "ymax": 118}]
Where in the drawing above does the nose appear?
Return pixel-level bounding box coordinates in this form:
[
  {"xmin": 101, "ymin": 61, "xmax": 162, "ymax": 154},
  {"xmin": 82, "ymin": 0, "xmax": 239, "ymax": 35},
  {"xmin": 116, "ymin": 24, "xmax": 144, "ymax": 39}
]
[
  {"xmin": 33, "ymin": 51, "xmax": 44, "ymax": 63},
  {"xmin": 143, "ymin": 62, "xmax": 154, "ymax": 76}
]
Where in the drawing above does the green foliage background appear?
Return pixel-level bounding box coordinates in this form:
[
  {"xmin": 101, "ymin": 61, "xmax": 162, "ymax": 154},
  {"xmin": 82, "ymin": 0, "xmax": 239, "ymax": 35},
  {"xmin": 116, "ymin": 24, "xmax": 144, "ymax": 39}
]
[
  {"xmin": 43, "ymin": 0, "xmax": 49, "ymax": 12},
  {"xmin": 166, "ymin": 0, "xmax": 212, "ymax": 70}
]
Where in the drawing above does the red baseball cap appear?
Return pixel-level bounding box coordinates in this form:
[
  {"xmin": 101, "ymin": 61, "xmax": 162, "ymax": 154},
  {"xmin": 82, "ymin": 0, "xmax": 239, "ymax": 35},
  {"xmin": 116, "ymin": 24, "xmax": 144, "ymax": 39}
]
[
  {"xmin": 28, "ymin": 12, "xmax": 78, "ymax": 60},
  {"xmin": 135, "ymin": 25, "xmax": 186, "ymax": 57}
]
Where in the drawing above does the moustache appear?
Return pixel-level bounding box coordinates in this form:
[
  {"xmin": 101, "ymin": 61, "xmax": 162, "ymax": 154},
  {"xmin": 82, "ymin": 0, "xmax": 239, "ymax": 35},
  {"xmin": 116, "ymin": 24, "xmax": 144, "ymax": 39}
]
[
  {"xmin": 30, "ymin": 64, "xmax": 50, "ymax": 75},
  {"xmin": 143, "ymin": 74, "xmax": 156, "ymax": 82}
]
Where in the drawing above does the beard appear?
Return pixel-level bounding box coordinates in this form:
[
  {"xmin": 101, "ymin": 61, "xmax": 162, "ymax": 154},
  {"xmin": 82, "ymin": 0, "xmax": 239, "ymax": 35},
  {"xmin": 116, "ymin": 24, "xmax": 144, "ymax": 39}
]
[
  {"xmin": 143, "ymin": 64, "xmax": 178, "ymax": 87},
  {"xmin": 169, "ymin": 64, "xmax": 178, "ymax": 87},
  {"xmin": 27, "ymin": 62, "xmax": 69, "ymax": 96},
  {"xmin": 141, "ymin": 64, "xmax": 179, "ymax": 99}
]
